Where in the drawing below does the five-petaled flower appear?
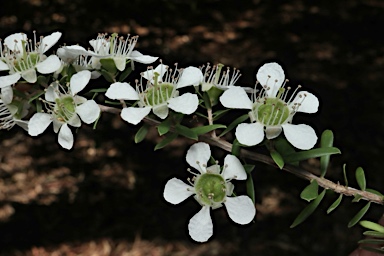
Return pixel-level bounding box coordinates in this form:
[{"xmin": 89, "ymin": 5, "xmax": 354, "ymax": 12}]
[
  {"xmin": 220, "ymin": 62, "xmax": 319, "ymax": 150},
  {"xmin": 105, "ymin": 63, "xmax": 203, "ymax": 125},
  {"xmin": 0, "ymin": 31, "xmax": 62, "ymax": 88},
  {"xmin": 28, "ymin": 70, "xmax": 101, "ymax": 149},
  {"xmin": 163, "ymin": 142, "xmax": 256, "ymax": 242}
]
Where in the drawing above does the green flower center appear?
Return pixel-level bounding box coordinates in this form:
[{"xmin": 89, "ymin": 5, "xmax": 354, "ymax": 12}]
[
  {"xmin": 195, "ymin": 173, "xmax": 226, "ymax": 206},
  {"xmin": 254, "ymin": 97, "xmax": 290, "ymax": 126},
  {"xmin": 144, "ymin": 83, "xmax": 174, "ymax": 106},
  {"xmin": 13, "ymin": 53, "xmax": 40, "ymax": 72},
  {"xmin": 54, "ymin": 96, "xmax": 76, "ymax": 122}
]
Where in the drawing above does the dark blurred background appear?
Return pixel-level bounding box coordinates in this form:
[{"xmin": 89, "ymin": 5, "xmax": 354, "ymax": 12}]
[{"xmin": 1, "ymin": 0, "xmax": 384, "ymax": 255}]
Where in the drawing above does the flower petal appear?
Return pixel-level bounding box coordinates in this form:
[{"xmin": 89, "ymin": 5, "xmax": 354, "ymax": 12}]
[
  {"xmin": 290, "ymin": 91, "xmax": 319, "ymax": 114},
  {"xmin": 168, "ymin": 93, "xmax": 198, "ymax": 115},
  {"xmin": 186, "ymin": 142, "xmax": 211, "ymax": 173},
  {"xmin": 177, "ymin": 66, "xmax": 203, "ymax": 89},
  {"xmin": 265, "ymin": 126, "xmax": 282, "ymax": 139},
  {"xmin": 219, "ymin": 87, "xmax": 253, "ymax": 109},
  {"xmin": 152, "ymin": 104, "xmax": 169, "ymax": 119},
  {"xmin": 282, "ymin": 123, "xmax": 317, "ymax": 150},
  {"xmin": 36, "ymin": 55, "xmax": 61, "ymax": 74},
  {"xmin": 163, "ymin": 177, "xmax": 195, "ymax": 204},
  {"xmin": 121, "ymin": 106, "xmax": 151, "ymax": 125},
  {"xmin": 70, "ymin": 70, "xmax": 91, "ymax": 95},
  {"xmin": 28, "ymin": 113, "xmax": 52, "ymax": 136},
  {"xmin": 21, "ymin": 69, "xmax": 37, "ymax": 83},
  {"xmin": 235, "ymin": 122, "xmax": 264, "ymax": 146},
  {"xmin": 223, "ymin": 155, "xmax": 247, "ymax": 180},
  {"xmin": 4, "ymin": 33, "xmax": 27, "ymax": 52},
  {"xmin": 113, "ymin": 56, "xmax": 126, "ymax": 71},
  {"xmin": 41, "ymin": 32, "xmax": 62, "ymax": 53},
  {"xmin": 58, "ymin": 123, "xmax": 74, "ymax": 149},
  {"xmin": 57, "ymin": 45, "xmax": 88, "ymax": 63},
  {"xmin": 1, "ymin": 86, "xmax": 13, "ymax": 104},
  {"xmin": 67, "ymin": 114, "xmax": 81, "ymax": 127},
  {"xmin": 76, "ymin": 100, "xmax": 100, "ymax": 124},
  {"xmin": 256, "ymin": 62, "xmax": 285, "ymax": 97},
  {"xmin": 142, "ymin": 64, "xmax": 168, "ymax": 83},
  {"xmin": 45, "ymin": 83, "xmax": 59, "ymax": 102},
  {"xmin": 0, "ymin": 73, "xmax": 21, "ymax": 88},
  {"xmin": 105, "ymin": 82, "xmax": 139, "ymax": 100},
  {"xmin": 14, "ymin": 119, "xmax": 29, "ymax": 131},
  {"xmin": 188, "ymin": 206, "xmax": 213, "ymax": 242},
  {"xmin": 130, "ymin": 50, "xmax": 158, "ymax": 64},
  {"xmin": 224, "ymin": 196, "xmax": 256, "ymax": 224},
  {"xmin": 0, "ymin": 60, "xmax": 10, "ymax": 71}
]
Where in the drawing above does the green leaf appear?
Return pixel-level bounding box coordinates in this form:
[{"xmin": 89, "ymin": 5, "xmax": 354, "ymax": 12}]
[
  {"xmin": 243, "ymin": 164, "xmax": 255, "ymax": 174},
  {"xmin": 35, "ymin": 98, "xmax": 42, "ymax": 113},
  {"xmin": 231, "ymin": 139, "xmax": 241, "ymax": 157},
  {"xmin": 358, "ymin": 239, "xmax": 384, "ymax": 244},
  {"xmin": 154, "ymin": 133, "xmax": 178, "ymax": 150},
  {"xmin": 157, "ymin": 117, "xmax": 172, "ymax": 136},
  {"xmin": 218, "ymin": 114, "xmax": 249, "ymax": 138},
  {"xmin": 366, "ymin": 188, "xmax": 384, "ymax": 197},
  {"xmin": 118, "ymin": 66, "xmax": 132, "ymax": 82},
  {"xmin": 284, "ymin": 147, "xmax": 341, "ymax": 163},
  {"xmin": 363, "ymin": 231, "xmax": 384, "ymax": 238},
  {"xmin": 245, "ymin": 171, "xmax": 255, "ymax": 204},
  {"xmin": 290, "ymin": 189, "xmax": 326, "ymax": 228},
  {"xmin": 300, "ymin": 180, "xmax": 319, "ymax": 202},
  {"xmin": 134, "ymin": 124, "xmax": 150, "ymax": 143},
  {"xmin": 320, "ymin": 130, "xmax": 334, "ymax": 177},
  {"xmin": 270, "ymin": 150, "xmax": 284, "ymax": 169},
  {"xmin": 88, "ymin": 88, "xmax": 108, "ymax": 93},
  {"xmin": 348, "ymin": 202, "xmax": 371, "ymax": 228},
  {"xmin": 28, "ymin": 90, "xmax": 46, "ymax": 103},
  {"xmin": 191, "ymin": 124, "xmax": 226, "ymax": 136},
  {"xmin": 274, "ymin": 136, "xmax": 296, "ymax": 157},
  {"xmin": 343, "ymin": 164, "xmax": 349, "ymax": 187},
  {"xmin": 352, "ymin": 194, "xmax": 363, "ymax": 202},
  {"xmin": 100, "ymin": 58, "xmax": 118, "ymax": 74},
  {"xmin": 175, "ymin": 124, "xmax": 198, "ymax": 140},
  {"xmin": 212, "ymin": 109, "xmax": 231, "ymax": 121},
  {"xmin": 202, "ymin": 92, "xmax": 212, "ymax": 110},
  {"xmin": 360, "ymin": 246, "xmax": 384, "ymax": 253},
  {"xmin": 327, "ymin": 194, "xmax": 343, "ymax": 214},
  {"xmin": 360, "ymin": 220, "xmax": 384, "ymax": 233},
  {"xmin": 355, "ymin": 167, "xmax": 366, "ymax": 191},
  {"xmin": 100, "ymin": 69, "xmax": 116, "ymax": 83}
]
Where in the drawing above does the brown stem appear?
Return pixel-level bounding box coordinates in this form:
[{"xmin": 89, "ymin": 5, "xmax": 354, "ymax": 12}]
[{"xmin": 99, "ymin": 104, "xmax": 384, "ymax": 205}]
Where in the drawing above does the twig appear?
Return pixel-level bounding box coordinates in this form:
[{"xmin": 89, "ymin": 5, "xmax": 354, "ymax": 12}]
[{"xmin": 99, "ymin": 104, "xmax": 384, "ymax": 205}]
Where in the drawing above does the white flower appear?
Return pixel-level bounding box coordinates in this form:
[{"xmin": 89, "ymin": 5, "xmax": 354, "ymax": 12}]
[
  {"xmin": 220, "ymin": 62, "xmax": 319, "ymax": 150},
  {"xmin": 0, "ymin": 31, "xmax": 62, "ymax": 87},
  {"xmin": 163, "ymin": 142, "xmax": 256, "ymax": 242},
  {"xmin": 0, "ymin": 89, "xmax": 29, "ymax": 131},
  {"xmin": 105, "ymin": 64, "xmax": 203, "ymax": 125},
  {"xmin": 57, "ymin": 33, "xmax": 158, "ymax": 71},
  {"xmin": 28, "ymin": 70, "xmax": 101, "ymax": 149}
]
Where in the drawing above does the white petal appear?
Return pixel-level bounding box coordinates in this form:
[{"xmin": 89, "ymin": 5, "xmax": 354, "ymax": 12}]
[
  {"xmin": 14, "ymin": 119, "xmax": 29, "ymax": 131},
  {"xmin": 105, "ymin": 82, "xmax": 139, "ymax": 100},
  {"xmin": 224, "ymin": 196, "xmax": 256, "ymax": 224},
  {"xmin": 256, "ymin": 62, "xmax": 285, "ymax": 97},
  {"xmin": 0, "ymin": 73, "xmax": 21, "ymax": 88},
  {"xmin": 74, "ymin": 95, "xmax": 87, "ymax": 105},
  {"xmin": 70, "ymin": 70, "xmax": 91, "ymax": 95},
  {"xmin": 1, "ymin": 86, "xmax": 13, "ymax": 104},
  {"xmin": 163, "ymin": 178, "xmax": 195, "ymax": 204},
  {"xmin": 186, "ymin": 142, "xmax": 211, "ymax": 173},
  {"xmin": 152, "ymin": 104, "xmax": 169, "ymax": 119},
  {"xmin": 67, "ymin": 114, "xmax": 81, "ymax": 127},
  {"xmin": 188, "ymin": 206, "xmax": 213, "ymax": 242},
  {"xmin": 21, "ymin": 69, "xmax": 37, "ymax": 83},
  {"xmin": 0, "ymin": 60, "xmax": 10, "ymax": 71},
  {"xmin": 130, "ymin": 50, "xmax": 158, "ymax": 64},
  {"xmin": 235, "ymin": 122, "xmax": 264, "ymax": 146},
  {"xmin": 142, "ymin": 64, "xmax": 168, "ymax": 83},
  {"xmin": 45, "ymin": 83, "xmax": 59, "ymax": 102},
  {"xmin": 28, "ymin": 113, "xmax": 52, "ymax": 136},
  {"xmin": 121, "ymin": 107, "xmax": 151, "ymax": 125},
  {"xmin": 290, "ymin": 91, "xmax": 319, "ymax": 114},
  {"xmin": 177, "ymin": 66, "xmax": 203, "ymax": 89},
  {"xmin": 265, "ymin": 126, "xmax": 282, "ymax": 139},
  {"xmin": 53, "ymin": 119, "xmax": 63, "ymax": 133},
  {"xmin": 220, "ymin": 87, "xmax": 253, "ymax": 109},
  {"xmin": 57, "ymin": 45, "xmax": 88, "ymax": 63},
  {"xmin": 41, "ymin": 32, "xmax": 62, "ymax": 53},
  {"xmin": 168, "ymin": 93, "xmax": 198, "ymax": 115},
  {"xmin": 76, "ymin": 100, "xmax": 100, "ymax": 124},
  {"xmin": 4, "ymin": 33, "xmax": 27, "ymax": 52},
  {"xmin": 58, "ymin": 123, "xmax": 74, "ymax": 149},
  {"xmin": 223, "ymin": 155, "xmax": 247, "ymax": 180},
  {"xmin": 113, "ymin": 57, "xmax": 126, "ymax": 71},
  {"xmin": 282, "ymin": 123, "xmax": 317, "ymax": 150},
  {"xmin": 36, "ymin": 55, "xmax": 61, "ymax": 74}
]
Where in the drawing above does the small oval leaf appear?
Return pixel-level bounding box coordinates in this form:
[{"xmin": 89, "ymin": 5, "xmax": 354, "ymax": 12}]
[
  {"xmin": 320, "ymin": 130, "xmax": 334, "ymax": 177},
  {"xmin": 327, "ymin": 194, "xmax": 343, "ymax": 214},
  {"xmin": 157, "ymin": 117, "xmax": 171, "ymax": 136},
  {"xmin": 290, "ymin": 189, "xmax": 326, "ymax": 228},
  {"xmin": 360, "ymin": 220, "xmax": 384, "ymax": 233},
  {"xmin": 154, "ymin": 133, "xmax": 178, "ymax": 151},
  {"xmin": 270, "ymin": 150, "xmax": 284, "ymax": 169},
  {"xmin": 191, "ymin": 124, "xmax": 226, "ymax": 136},
  {"xmin": 134, "ymin": 124, "xmax": 150, "ymax": 143},
  {"xmin": 348, "ymin": 202, "xmax": 371, "ymax": 228},
  {"xmin": 246, "ymin": 172, "xmax": 255, "ymax": 205},
  {"xmin": 218, "ymin": 114, "xmax": 249, "ymax": 138},
  {"xmin": 284, "ymin": 147, "xmax": 341, "ymax": 163},
  {"xmin": 355, "ymin": 167, "xmax": 366, "ymax": 191},
  {"xmin": 363, "ymin": 231, "xmax": 384, "ymax": 238},
  {"xmin": 175, "ymin": 124, "xmax": 198, "ymax": 140},
  {"xmin": 300, "ymin": 180, "xmax": 319, "ymax": 202}
]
